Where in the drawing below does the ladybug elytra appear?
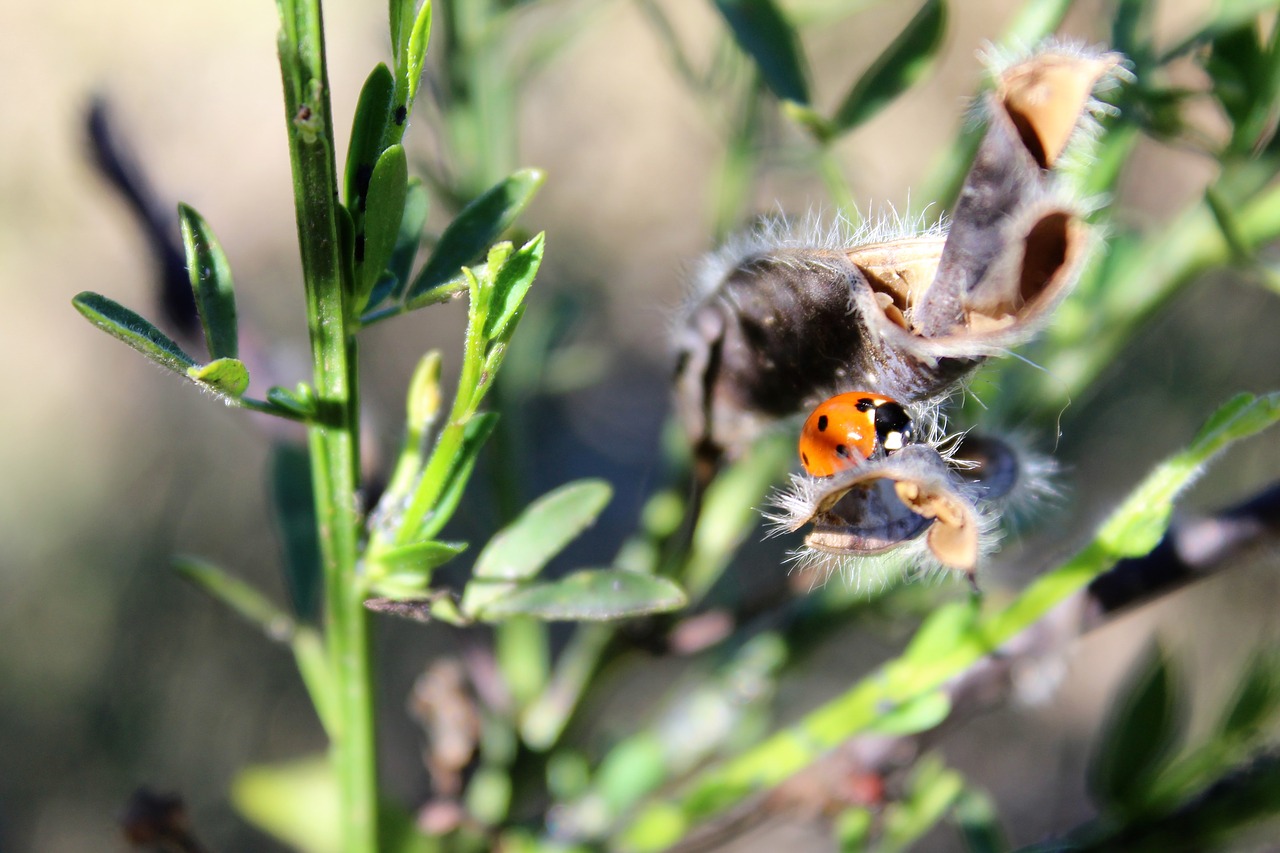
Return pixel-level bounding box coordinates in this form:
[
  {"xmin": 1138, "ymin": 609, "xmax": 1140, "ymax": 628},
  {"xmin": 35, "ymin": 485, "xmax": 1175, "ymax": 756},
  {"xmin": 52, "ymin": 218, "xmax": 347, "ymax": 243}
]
[{"xmin": 798, "ymin": 392, "xmax": 915, "ymax": 477}]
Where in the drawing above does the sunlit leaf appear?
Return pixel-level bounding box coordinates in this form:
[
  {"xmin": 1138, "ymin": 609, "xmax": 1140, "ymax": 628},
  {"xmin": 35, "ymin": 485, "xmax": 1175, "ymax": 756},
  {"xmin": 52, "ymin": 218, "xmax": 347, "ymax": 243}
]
[
  {"xmin": 405, "ymin": 169, "xmax": 545, "ymax": 306},
  {"xmin": 473, "ymin": 479, "xmax": 613, "ymax": 581},
  {"xmin": 233, "ymin": 756, "xmax": 340, "ymax": 853},
  {"xmin": 187, "ymin": 357, "xmax": 250, "ymax": 398},
  {"xmin": 72, "ymin": 291, "xmax": 196, "ymax": 374},
  {"xmin": 405, "ymin": 0, "xmax": 433, "ymax": 106},
  {"xmin": 484, "ymin": 232, "xmax": 545, "ymax": 342},
  {"xmin": 370, "ymin": 539, "xmax": 467, "ymax": 577},
  {"xmin": 178, "ymin": 203, "xmax": 239, "ymax": 359},
  {"xmin": 470, "ymin": 569, "xmax": 687, "ymax": 622}
]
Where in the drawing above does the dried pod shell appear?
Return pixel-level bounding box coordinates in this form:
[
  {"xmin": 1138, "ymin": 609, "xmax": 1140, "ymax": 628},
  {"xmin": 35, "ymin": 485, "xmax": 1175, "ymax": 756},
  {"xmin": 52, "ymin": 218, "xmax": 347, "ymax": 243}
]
[{"xmin": 778, "ymin": 444, "xmax": 983, "ymax": 573}]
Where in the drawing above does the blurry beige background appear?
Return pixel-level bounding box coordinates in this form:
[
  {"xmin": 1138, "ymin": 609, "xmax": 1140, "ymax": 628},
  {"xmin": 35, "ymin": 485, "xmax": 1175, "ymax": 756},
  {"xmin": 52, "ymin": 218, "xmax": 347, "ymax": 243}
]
[{"xmin": 3, "ymin": 1, "xmax": 1279, "ymax": 850}]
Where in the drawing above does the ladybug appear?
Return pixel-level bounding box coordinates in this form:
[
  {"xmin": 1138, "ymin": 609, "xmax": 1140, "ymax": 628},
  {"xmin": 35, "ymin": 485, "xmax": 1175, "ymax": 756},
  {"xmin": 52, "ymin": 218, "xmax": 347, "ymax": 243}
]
[{"xmin": 798, "ymin": 392, "xmax": 915, "ymax": 477}]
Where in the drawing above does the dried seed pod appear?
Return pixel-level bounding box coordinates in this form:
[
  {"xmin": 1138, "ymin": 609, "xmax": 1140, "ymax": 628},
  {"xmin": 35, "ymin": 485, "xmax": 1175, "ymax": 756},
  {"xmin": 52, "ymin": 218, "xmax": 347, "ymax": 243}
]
[
  {"xmin": 673, "ymin": 43, "xmax": 1127, "ymax": 466},
  {"xmin": 769, "ymin": 430, "xmax": 1046, "ymax": 584}
]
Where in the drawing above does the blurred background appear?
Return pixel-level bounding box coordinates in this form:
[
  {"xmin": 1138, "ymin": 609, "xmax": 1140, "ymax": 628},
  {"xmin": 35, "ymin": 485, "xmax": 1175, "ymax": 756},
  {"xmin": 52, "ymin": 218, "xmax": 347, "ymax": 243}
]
[{"xmin": 2, "ymin": 0, "xmax": 1279, "ymax": 850}]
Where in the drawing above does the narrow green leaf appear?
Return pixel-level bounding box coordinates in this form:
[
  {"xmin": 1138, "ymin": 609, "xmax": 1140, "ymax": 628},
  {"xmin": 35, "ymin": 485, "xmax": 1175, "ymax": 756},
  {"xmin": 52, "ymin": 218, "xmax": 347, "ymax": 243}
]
[
  {"xmin": 270, "ymin": 443, "xmax": 322, "ymax": 624},
  {"xmin": 714, "ymin": 0, "xmax": 810, "ymax": 105},
  {"xmin": 484, "ymin": 233, "xmax": 545, "ymax": 342},
  {"xmin": 72, "ymin": 291, "xmax": 196, "ymax": 374},
  {"xmin": 406, "ymin": 0, "xmax": 433, "ymax": 106},
  {"xmin": 370, "ymin": 539, "xmax": 466, "ymax": 577},
  {"xmin": 178, "ymin": 203, "xmax": 239, "ymax": 359},
  {"xmin": 405, "ymin": 169, "xmax": 545, "ymax": 306},
  {"xmin": 187, "ymin": 357, "xmax": 250, "ymax": 398},
  {"xmin": 1220, "ymin": 651, "xmax": 1280, "ymax": 740},
  {"xmin": 357, "ymin": 143, "xmax": 409, "ymax": 302},
  {"xmin": 472, "ymin": 569, "xmax": 687, "ymax": 622},
  {"xmin": 1089, "ymin": 645, "xmax": 1185, "ymax": 811},
  {"xmin": 344, "ymin": 63, "xmax": 395, "ymax": 211},
  {"xmin": 388, "ymin": 178, "xmax": 429, "ymax": 301},
  {"xmin": 173, "ymin": 557, "xmax": 294, "ymax": 642},
  {"xmin": 473, "ymin": 479, "xmax": 613, "ymax": 581},
  {"xmin": 832, "ymin": 0, "xmax": 947, "ymax": 134},
  {"xmin": 417, "ymin": 412, "xmax": 500, "ymax": 541}
]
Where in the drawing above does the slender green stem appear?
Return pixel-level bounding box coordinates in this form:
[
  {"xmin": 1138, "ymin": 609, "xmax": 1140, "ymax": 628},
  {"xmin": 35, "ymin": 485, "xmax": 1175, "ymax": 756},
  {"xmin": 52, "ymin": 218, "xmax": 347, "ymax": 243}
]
[{"xmin": 276, "ymin": 0, "xmax": 377, "ymax": 849}]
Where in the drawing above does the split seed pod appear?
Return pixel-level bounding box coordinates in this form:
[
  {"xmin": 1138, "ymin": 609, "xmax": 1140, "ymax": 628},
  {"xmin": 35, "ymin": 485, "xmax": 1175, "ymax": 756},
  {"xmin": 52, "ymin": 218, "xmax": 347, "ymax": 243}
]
[
  {"xmin": 769, "ymin": 430, "xmax": 1033, "ymax": 582},
  {"xmin": 673, "ymin": 44, "xmax": 1127, "ymax": 467}
]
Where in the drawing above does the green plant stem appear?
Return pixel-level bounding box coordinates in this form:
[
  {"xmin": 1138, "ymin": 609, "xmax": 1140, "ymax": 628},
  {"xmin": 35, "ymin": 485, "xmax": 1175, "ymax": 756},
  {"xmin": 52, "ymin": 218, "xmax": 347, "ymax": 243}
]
[{"xmin": 276, "ymin": 0, "xmax": 377, "ymax": 849}]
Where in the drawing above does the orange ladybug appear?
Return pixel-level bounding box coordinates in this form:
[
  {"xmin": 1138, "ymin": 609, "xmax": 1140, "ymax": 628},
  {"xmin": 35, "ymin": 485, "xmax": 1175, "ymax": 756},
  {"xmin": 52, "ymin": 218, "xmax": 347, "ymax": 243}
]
[{"xmin": 798, "ymin": 392, "xmax": 915, "ymax": 477}]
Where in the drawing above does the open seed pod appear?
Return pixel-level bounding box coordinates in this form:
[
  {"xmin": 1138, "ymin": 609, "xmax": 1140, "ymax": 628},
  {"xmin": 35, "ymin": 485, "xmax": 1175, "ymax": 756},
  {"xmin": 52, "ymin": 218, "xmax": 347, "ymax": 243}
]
[
  {"xmin": 673, "ymin": 43, "xmax": 1126, "ymax": 466},
  {"xmin": 770, "ymin": 433, "xmax": 1031, "ymax": 582}
]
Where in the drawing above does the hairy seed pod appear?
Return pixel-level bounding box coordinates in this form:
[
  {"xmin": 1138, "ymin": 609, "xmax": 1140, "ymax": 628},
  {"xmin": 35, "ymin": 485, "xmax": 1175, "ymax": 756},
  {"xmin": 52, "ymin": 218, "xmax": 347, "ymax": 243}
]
[{"xmin": 673, "ymin": 44, "xmax": 1126, "ymax": 467}]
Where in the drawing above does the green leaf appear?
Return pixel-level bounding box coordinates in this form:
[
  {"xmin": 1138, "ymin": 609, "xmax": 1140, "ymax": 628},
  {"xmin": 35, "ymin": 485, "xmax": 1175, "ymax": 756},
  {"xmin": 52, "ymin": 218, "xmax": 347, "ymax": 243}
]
[
  {"xmin": 390, "ymin": 0, "xmax": 415, "ymax": 62},
  {"xmin": 1089, "ymin": 645, "xmax": 1185, "ymax": 812},
  {"xmin": 496, "ymin": 616, "xmax": 549, "ymax": 709},
  {"xmin": 72, "ymin": 291, "xmax": 196, "ymax": 374},
  {"xmin": 187, "ymin": 357, "xmax": 250, "ymax": 398},
  {"xmin": 405, "ymin": 169, "xmax": 545, "ymax": 306},
  {"xmin": 483, "ymin": 232, "xmax": 545, "ymax": 342},
  {"xmin": 233, "ymin": 755, "xmax": 340, "ymax": 853},
  {"xmin": 388, "ymin": 178, "xmax": 429, "ymax": 301},
  {"xmin": 405, "ymin": 0, "xmax": 433, "ymax": 106},
  {"xmin": 270, "ymin": 443, "xmax": 322, "ymax": 624},
  {"xmin": 473, "ymin": 479, "xmax": 613, "ymax": 581},
  {"xmin": 344, "ymin": 63, "xmax": 395, "ymax": 211},
  {"xmin": 416, "ymin": 412, "xmax": 500, "ymax": 542},
  {"xmin": 832, "ymin": 0, "xmax": 947, "ymax": 134},
  {"xmin": 173, "ymin": 557, "xmax": 294, "ymax": 642},
  {"xmin": 178, "ymin": 203, "xmax": 239, "ymax": 360},
  {"xmin": 357, "ymin": 143, "xmax": 409, "ymax": 302},
  {"xmin": 714, "ymin": 0, "xmax": 810, "ymax": 105},
  {"xmin": 370, "ymin": 539, "xmax": 467, "ymax": 577},
  {"xmin": 267, "ymin": 384, "xmax": 318, "ymax": 420},
  {"xmin": 471, "ymin": 569, "xmax": 687, "ymax": 622},
  {"xmin": 1220, "ymin": 651, "xmax": 1280, "ymax": 740}
]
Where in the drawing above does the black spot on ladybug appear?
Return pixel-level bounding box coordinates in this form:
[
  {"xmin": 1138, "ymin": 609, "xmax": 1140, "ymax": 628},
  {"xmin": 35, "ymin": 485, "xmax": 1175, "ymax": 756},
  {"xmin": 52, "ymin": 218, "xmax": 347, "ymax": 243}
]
[
  {"xmin": 354, "ymin": 233, "xmax": 366, "ymax": 263},
  {"xmin": 836, "ymin": 444, "xmax": 850, "ymax": 458},
  {"xmin": 801, "ymin": 452, "xmax": 810, "ymax": 467},
  {"xmin": 855, "ymin": 397, "xmax": 876, "ymax": 412},
  {"xmin": 394, "ymin": 105, "xmax": 407, "ymax": 126},
  {"xmin": 354, "ymin": 164, "xmax": 374, "ymax": 212},
  {"xmin": 817, "ymin": 415, "xmax": 829, "ymax": 432}
]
